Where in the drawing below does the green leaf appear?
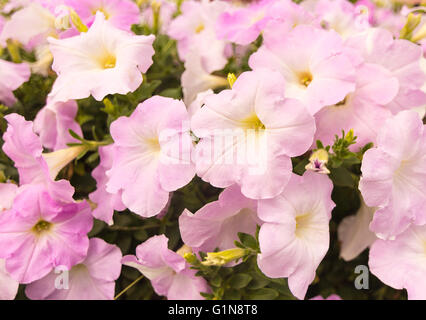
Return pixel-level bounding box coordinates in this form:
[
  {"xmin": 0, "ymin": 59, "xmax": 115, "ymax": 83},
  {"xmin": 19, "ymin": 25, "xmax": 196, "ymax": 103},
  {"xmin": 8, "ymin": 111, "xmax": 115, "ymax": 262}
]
[
  {"xmin": 68, "ymin": 129, "xmax": 84, "ymax": 142},
  {"xmin": 246, "ymin": 277, "xmax": 269, "ymax": 290},
  {"xmin": 267, "ymin": 280, "xmax": 294, "ymax": 297},
  {"xmin": 360, "ymin": 142, "xmax": 374, "ymax": 155},
  {"xmin": 116, "ymin": 234, "xmax": 132, "ymax": 254},
  {"xmin": 293, "ymin": 158, "xmax": 309, "ymax": 175},
  {"xmin": 76, "ymin": 112, "xmax": 95, "ymax": 125},
  {"xmin": 86, "ymin": 151, "xmax": 100, "ymax": 164},
  {"xmin": 210, "ymin": 274, "xmax": 222, "ymax": 287},
  {"xmin": 212, "ymin": 286, "xmax": 224, "ymax": 299},
  {"xmin": 228, "ymin": 273, "xmax": 252, "ymax": 289},
  {"xmin": 159, "ymin": 88, "xmax": 182, "ymax": 99},
  {"xmin": 331, "ymin": 158, "xmax": 343, "ymax": 168},
  {"xmin": 343, "ymin": 156, "xmax": 361, "ymax": 166},
  {"xmin": 101, "ymin": 98, "xmax": 117, "ymax": 116},
  {"xmin": 129, "ymin": 80, "xmax": 162, "ymax": 103},
  {"xmin": 73, "ymin": 161, "xmax": 86, "ymax": 176},
  {"xmin": 88, "ymin": 219, "xmax": 106, "ymax": 237},
  {"xmin": 223, "ymin": 289, "xmax": 241, "ymax": 300},
  {"xmin": 246, "ymin": 288, "xmax": 279, "ymax": 300},
  {"xmin": 329, "ymin": 166, "xmax": 355, "ymax": 188},
  {"xmin": 133, "ymin": 230, "xmax": 148, "ymax": 241},
  {"xmin": 200, "ymin": 292, "xmax": 215, "ymax": 300},
  {"xmin": 234, "ymin": 240, "xmax": 245, "ymax": 249},
  {"xmin": 237, "ymin": 232, "xmax": 258, "ymax": 250}
]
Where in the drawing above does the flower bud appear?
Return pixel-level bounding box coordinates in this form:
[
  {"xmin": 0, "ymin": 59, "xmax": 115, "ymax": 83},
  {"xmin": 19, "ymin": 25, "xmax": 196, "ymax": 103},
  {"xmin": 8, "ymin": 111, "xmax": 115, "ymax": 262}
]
[
  {"xmin": 42, "ymin": 145, "xmax": 88, "ymax": 179},
  {"xmin": 201, "ymin": 248, "xmax": 248, "ymax": 266}
]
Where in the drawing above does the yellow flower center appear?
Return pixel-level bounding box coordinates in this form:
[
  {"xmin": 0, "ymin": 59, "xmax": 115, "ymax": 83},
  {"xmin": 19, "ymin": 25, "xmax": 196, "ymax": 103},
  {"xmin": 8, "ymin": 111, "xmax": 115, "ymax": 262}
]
[
  {"xmin": 240, "ymin": 113, "xmax": 265, "ymax": 131},
  {"xmin": 298, "ymin": 71, "xmax": 313, "ymax": 87},
  {"xmin": 92, "ymin": 7, "xmax": 110, "ymax": 19},
  {"xmin": 32, "ymin": 220, "xmax": 52, "ymax": 235},
  {"xmin": 145, "ymin": 137, "xmax": 161, "ymax": 152},
  {"xmin": 99, "ymin": 53, "xmax": 116, "ymax": 69},
  {"xmin": 195, "ymin": 24, "xmax": 205, "ymax": 34},
  {"xmin": 295, "ymin": 213, "xmax": 311, "ymax": 238}
]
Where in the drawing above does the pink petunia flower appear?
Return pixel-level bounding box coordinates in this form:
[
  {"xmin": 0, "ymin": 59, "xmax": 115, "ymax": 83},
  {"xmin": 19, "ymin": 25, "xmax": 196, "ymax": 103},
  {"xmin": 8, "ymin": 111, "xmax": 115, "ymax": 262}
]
[
  {"xmin": 48, "ymin": 12, "xmax": 155, "ymax": 102},
  {"xmin": 313, "ymin": 62, "xmax": 397, "ymax": 150},
  {"xmin": 2, "ymin": 113, "xmax": 83, "ymax": 202},
  {"xmin": 106, "ymin": 96, "xmax": 195, "ymax": 217},
  {"xmin": 179, "ymin": 184, "xmax": 259, "ymax": 253},
  {"xmin": 65, "ymin": 0, "xmax": 140, "ymax": 31},
  {"xmin": 257, "ymin": 172, "xmax": 335, "ymax": 299},
  {"xmin": 260, "ymin": 0, "xmax": 318, "ymax": 48},
  {"xmin": 0, "ymin": 2, "xmax": 57, "ymax": 49},
  {"xmin": 346, "ymin": 28, "xmax": 426, "ymax": 114},
  {"xmin": 359, "ymin": 110, "xmax": 426, "ymax": 240},
  {"xmin": 311, "ymin": 0, "xmax": 371, "ymax": 38},
  {"xmin": 191, "ymin": 69, "xmax": 315, "ymax": 200},
  {"xmin": 167, "ymin": 0, "xmax": 229, "ymax": 73},
  {"xmin": 369, "ymin": 224, "xmax": 426, "ymax": 299},
  {"xmin": 216, "ymin": 0, "xmax": 275, "ymax": 45},
  {"xmin": 26, "ymin": 238, "xmax": 122, "ymax": 300},
  {"xmin": 0, "ymin": 60, "xmax": 30, "ymax": 106},
  {"xmin": 249, "ymin": 25, "xmax": 356, "ymax": 115},
  {"xmin": 122, "ymin": 235, "xmax": 209, "ymax": 300},
  {"xmin": 0, "ymin": 185, "xmax": 92, "ymax": 284},
  {"xmin": 33, "ymin": 99, "xmax": 82, "ymax": 151},
  {"xmin": 89, "ymin": 145, "xmax": 126, "ymax": 225}
]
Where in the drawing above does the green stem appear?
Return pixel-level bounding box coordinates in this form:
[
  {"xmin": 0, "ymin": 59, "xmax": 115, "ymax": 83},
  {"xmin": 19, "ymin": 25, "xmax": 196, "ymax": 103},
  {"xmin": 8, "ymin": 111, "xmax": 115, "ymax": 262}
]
[{"xmin": 114, "ymin": 275, "xmax": 144, "ymax": 300}]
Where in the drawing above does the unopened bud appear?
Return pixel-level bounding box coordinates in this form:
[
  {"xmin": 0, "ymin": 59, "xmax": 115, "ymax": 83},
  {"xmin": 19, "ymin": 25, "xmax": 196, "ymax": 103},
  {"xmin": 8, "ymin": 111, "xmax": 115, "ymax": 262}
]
[
  {"xmin": 400, "ymin": 12, "xmax": 422, "ymax": 40},
  {"xmin": 42, "ymin": 145, "xmax": 88, "ymax": 179},
  {"xmin": 201, "ymin": 248, "xmax": 248, "ymax": 266},
  {"xmin": 183, "ymin": 252, "xmax": 198, "ymax": 264}
]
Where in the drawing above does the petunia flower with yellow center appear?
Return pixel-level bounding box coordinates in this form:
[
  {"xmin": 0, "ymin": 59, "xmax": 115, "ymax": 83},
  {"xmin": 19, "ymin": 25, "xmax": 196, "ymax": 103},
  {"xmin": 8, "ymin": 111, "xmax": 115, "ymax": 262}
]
[{"xmin": 48, "ymin": 12, "xmax": 155, "ymax": 102}]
